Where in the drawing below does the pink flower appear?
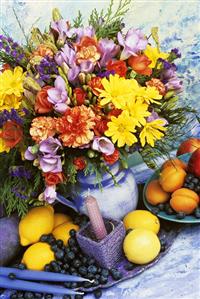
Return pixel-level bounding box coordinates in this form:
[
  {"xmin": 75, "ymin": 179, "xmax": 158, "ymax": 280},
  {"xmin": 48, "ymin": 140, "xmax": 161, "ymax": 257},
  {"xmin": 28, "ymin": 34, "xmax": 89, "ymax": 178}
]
[{"xmin": 44, "ymin": 185, "xmax": 57, "ymax": 203}]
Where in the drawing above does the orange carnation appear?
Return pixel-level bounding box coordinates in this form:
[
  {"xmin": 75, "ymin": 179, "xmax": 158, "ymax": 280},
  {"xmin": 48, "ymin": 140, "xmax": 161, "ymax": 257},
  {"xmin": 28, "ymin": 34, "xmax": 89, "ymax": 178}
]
[
  {"xmin": 30, "ymin": 117, "xmax": 56, "ymax": 143},
  {"xmin": 56, "ymin": 106, "xmax": 96, "ymax": 148},
  {"xmin": 146, "ymin": 78, "xmax": 166, "ymax": 95},
  {"xmin": 128, "ymin": 54, "xmax": 152, "ymax": 76},
  {"xmin": 44, "ymin": 172, "xmax": 64, "ymax": 186},
  {"xmin": 33, "ymin": 45, "xmax": 54, "ymax": 58},
  {"xmin": 75, "ymin": 37, "xmax": 101, "ymax": 64}
]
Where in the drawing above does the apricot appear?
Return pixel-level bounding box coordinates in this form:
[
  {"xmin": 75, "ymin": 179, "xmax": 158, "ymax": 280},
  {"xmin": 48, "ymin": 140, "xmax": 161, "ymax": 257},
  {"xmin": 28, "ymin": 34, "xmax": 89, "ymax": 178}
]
[
  {"xmin": 146, "ymin": 179, "xmax": 170, "ymax": 205},
  {"xmin": 162, "ymin": 158, "xmax": 187, "ymax": 171},
  {"xmin": 159, "ymin": 166, "xmax": 186, "ymax": 192},
  {"xmin": 171, "ymin": 188, "xmax": 199, "ymax": 204},
  {"xmin": 170, "ymin": 196, "xmax": 198, "ymax": 214}
]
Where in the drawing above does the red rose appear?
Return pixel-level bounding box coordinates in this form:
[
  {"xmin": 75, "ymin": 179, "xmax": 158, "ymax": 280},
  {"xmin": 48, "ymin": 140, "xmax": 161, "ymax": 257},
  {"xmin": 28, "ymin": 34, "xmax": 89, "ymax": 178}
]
[
  {"xmin": 88, "ymin": 77, "xmax": 103, "ymax": 96},
  {"xmin": 128, "ymin": 55, "xmax": 152, "ymax": 76},
  {"xmin": 44, "ymin": 172, "xmax": 64, "ymax": 186},
  {"xmin": 94, "ymin": 119, "xmax": 108, "ymax": 136},
  {"xmin": 73, "ymin": 157, "xmax": 87, "ymax": 170},
  {"xmin": 103, "ymin": 149, "xmax": 120, "ymax": 165},
  {"xmin": 74, "ymin": 88, "xmax": 87, "ymax": 105},
  {"xmin": 0, "ymin": 120, "xmax": 23, "ymax": 148},
  {"xmin": 107, "ymin": 60, "xmax": 127, "ymax": 77},
  {"xmin": 35, "ymin": 86, "xmax": 53, "ymax": 114}
]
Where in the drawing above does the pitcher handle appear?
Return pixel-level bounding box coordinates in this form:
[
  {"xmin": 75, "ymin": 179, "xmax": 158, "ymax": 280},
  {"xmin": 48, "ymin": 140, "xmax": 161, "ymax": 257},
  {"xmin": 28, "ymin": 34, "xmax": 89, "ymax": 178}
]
[{"xmin": 56, "ymin": 194, "xmax": 78, "ymax": 212}]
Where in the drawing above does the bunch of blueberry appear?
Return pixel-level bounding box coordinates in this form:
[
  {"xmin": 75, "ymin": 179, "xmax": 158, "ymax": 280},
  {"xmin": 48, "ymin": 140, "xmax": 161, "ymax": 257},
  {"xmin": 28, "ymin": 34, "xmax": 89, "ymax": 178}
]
[
  {"xmin": 183, "ymin": 173, "xmax": 200, "ymax": 194},
  {"xmin": 10, "ymin": 227, "xmax": 123, "ymax": 299}
]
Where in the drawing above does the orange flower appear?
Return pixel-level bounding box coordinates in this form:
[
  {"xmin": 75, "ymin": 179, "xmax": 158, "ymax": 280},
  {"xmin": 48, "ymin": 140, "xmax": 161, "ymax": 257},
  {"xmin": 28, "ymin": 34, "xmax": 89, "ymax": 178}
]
[
  {"xmin": 73, "ymin": 157, "xmax": 87, "ymax": 170},
  {"xmin": 1, "ymin": 64, "xmax": 11, "ymax": 72},
  {"xmin": 108, "ymin": 108, "xmax": 122, "ymax": 119},
  {"xmin": 75, "ymin": 37, "xmax": 101, "ymax": 64},
  {"xmin": 88, "ymin": 77, "xmax": 103, "ymax": 96},
  {"xmin": 30, "ymin": 117, "xmax": 56, "ymax": 143},
  {"xmin": 94, "ymin": 118, "xmax": 108, "ymax": 136},
  {"xmin": 146, "ymin": 78, "xmax": 166, "ymax": 95},
  {"xmin": 44, "ymin": 172, "xmax": 64, "ymax": 186},
  {"xmin": 35, "ymin": 86, "xmax": 53, "ymax": 114},
  {"xmin": 33, "ymin": 44, "xmax": 54, "ymax": 58},
  {"xmin": 0, "ymin": 120, "xmax": 23, "ymax": 148},
  {"xmin": 74, "ymin": 88, "xmax": 87, "ymax": 105},
  {"xmin": 103, "ymin": 149, "xmax": 120, "ymax": 165},
  {"xmin": 107, "ymin": 60, "xmax": 127, "ymax": 77},
  {"xmin": 128, "ymin": 54, "xmax": 152, "ymax": 76},
  {"xmin": 56, "ymin": 106, "xmax": 96, "ymax": 147}
]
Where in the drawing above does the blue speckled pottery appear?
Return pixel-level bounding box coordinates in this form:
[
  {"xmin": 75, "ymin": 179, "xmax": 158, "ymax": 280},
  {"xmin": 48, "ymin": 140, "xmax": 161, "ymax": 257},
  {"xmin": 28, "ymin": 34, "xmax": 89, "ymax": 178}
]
[{"xmin": 57, "ymin": 163, "xmax": 138, "ymax": 220}]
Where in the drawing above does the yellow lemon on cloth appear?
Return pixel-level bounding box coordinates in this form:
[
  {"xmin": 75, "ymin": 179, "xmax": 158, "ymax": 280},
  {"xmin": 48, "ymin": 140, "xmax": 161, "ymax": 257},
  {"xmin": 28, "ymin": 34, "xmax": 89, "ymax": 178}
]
[
  {"xmin": 19, "ymin": 206, "xmax": 54, "ymax": 246},
  {"xmin": 123, "ymin": 210, "xmax": 160, "ymax": 234},
  {"xmin": 123, "ymin": 228, "xmax": 161, "ymax": 264},
  {"xmin": 22, "ymin": 242, "xmax": 54, "ymax": 271},
  {"xmin": 54, "ymin": 213, "xmax": 72, "ymax": 228},
  {"xmin": 52, "ymin": 222, "xmax": 79, "ymax": 245}
]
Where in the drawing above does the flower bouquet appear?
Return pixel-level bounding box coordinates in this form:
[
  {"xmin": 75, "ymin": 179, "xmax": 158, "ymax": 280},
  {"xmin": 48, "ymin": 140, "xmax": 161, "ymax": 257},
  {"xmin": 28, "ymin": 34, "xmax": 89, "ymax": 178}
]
[{"xmin": 0, "ymin": 0, "xmax": 194, "ymax": 217}]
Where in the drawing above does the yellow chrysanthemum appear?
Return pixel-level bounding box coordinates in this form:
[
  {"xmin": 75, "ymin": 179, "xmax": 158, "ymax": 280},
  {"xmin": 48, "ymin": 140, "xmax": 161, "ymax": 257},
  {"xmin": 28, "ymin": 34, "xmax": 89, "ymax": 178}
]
[
  {"xmin": 98, "ymin": 74, "xmax": 134, "ymax": 109},
  {"xmin": 139, "ymin": 119, "xmax": 167, "ymax": 147},
  {"xmin": 142, "ymin": 86, "xmax": 163, "ymax": 104},
  {"xmin": 126, "ymin": 99, "xmax": 151, "ymax": 127},
  {"xmin": 105, "ymin": 111, "xmax": 137, "ymax": 147},
  {"xmin": 0, "ymin": 67, "xmax": 25, "ymax": 111},
  {"xmin": 0, "ymin": 133, "xmax": 10, "ymax": 153},
  {"xmin": 144, "ymin": 45, "xmax": 169, "ymax": 68}
]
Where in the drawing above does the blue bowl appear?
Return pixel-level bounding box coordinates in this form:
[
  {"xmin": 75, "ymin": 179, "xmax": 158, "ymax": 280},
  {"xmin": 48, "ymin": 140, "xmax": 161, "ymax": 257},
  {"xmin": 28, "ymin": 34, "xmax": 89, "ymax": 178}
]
[{"xmin": 143, "ymin": 153, "xmax": 200, "ymax": 224}]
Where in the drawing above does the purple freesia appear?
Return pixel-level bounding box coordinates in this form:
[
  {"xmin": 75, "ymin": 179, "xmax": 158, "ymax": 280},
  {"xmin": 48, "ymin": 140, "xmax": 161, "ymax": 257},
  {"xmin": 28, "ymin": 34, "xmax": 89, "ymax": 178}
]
[
  {"xmin": 39, "ymin": 137, "xmax": 62, "ymax": 155},
  {"xmin": 44, "ymin": 185, "xmax": 57, "ymax": 204},
  {"xmin": 118, "ymin": 28, "xmax": 147, "ymax": 60},
  {"xmin": 51, "ymin": 20, "xmax": 73, "ymax": 43},
  {"xmin": 160, "ymin": 63, "xmax": 183, "ymax": 93},
  {"xmin": 47, "ymin": 76, "xmax": 70, "ymax": 113},
  {"xmin": 39, "ymin": 154, "xmax": 62, "ymax": 173},
  {"xmin": 147, "ymin": 111, "xmax": 168, "ymax": 126},
  {"xmin": 92, "ymin": 137, "xmax": 115, "ymax": 155},
  {"xmin": 24, "ymin": 145, "xmax": 39, "ymax": 160},
  {"xmin": 80, "ymin": 61, "xmax": 94, "ymax": 73},
  {"xmin": 165, "ymin": 77, "xmax": 183, "ymax": 93},
  {"xmin": 71, "ymin": 26, "xmax": 95, "ymax": 42},
  {"xmin": 98, "ymin": 38, "xmax": 120, "ymax": 67}
]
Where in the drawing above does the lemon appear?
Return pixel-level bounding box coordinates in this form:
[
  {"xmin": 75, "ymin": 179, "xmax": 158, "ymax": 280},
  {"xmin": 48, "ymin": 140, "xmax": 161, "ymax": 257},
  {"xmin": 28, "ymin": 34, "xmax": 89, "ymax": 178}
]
[
  {"xmin": 52, "ymin": 222, "xmax": 79, "ymax": 245},
  {"xmin": 123, "ymin": 228, "xmax": 161, "ymax": 264},
  {"xmin": 19, "ymin": 206, "xmax": 54, "ymax": 246},
  {"xmin": 22, "ymin": 242, "xmax": 54, "ymax": 271},
  {"xmin": 54, "ymin": 213, "xmax": 72, "ymax": 228},
  {"xmin": 123, "ymin": 210, "xmax": 160, "ymax": 234}
]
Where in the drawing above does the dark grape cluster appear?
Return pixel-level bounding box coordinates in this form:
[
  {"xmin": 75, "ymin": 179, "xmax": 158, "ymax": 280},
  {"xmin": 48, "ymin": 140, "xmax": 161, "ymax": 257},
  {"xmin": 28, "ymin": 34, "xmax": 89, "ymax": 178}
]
[{"xmin": 183, "ymin": 173, "xmax": 200, "ymax": 194}]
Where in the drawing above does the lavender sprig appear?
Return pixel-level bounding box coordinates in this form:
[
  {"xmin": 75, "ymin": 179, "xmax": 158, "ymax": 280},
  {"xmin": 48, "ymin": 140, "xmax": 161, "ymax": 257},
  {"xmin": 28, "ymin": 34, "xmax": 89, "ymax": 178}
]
[
  {"xmin": 0, "ymin": 109, "xmax": 23, "ymax": 127},
  {"xmin": 9, "ymin": 166, "xmax": 32, "ymax": 179},
  {"xmin": 36, "ymin": 56, "xmax": 58, "ymax": 82}
]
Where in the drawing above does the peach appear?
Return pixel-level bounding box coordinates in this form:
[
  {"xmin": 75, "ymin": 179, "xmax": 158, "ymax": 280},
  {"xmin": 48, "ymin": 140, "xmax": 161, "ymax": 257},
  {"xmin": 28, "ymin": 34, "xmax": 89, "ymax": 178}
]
[{"xmin": 146, "ymin": 179, "xmax": 170, "ymax": 206}]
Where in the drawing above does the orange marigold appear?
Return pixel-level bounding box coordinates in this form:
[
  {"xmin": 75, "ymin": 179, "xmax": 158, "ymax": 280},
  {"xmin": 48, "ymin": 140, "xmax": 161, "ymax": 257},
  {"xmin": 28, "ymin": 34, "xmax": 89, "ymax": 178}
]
[
  {"xmin": 56, "ymin": 106, "xmax": 96, "ymax": 148},
  {"xmin": 30, "ymin": 117, "xmax": 56, "ymax": 143}
]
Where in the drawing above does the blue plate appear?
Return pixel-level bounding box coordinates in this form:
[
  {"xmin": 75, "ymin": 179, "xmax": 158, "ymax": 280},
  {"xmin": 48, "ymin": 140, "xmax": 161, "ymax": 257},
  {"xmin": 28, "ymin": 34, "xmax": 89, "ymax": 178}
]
[{"xmin": 143, "ymin": 153, "xmax": 200, "ymax": 224}]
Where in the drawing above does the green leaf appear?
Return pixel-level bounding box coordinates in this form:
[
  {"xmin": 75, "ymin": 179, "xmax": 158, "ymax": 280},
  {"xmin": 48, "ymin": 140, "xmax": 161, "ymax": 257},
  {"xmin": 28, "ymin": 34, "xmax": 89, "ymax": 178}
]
[{"xmin": 151, "ymin": 27, "xmax": 160, "ymax": 51}]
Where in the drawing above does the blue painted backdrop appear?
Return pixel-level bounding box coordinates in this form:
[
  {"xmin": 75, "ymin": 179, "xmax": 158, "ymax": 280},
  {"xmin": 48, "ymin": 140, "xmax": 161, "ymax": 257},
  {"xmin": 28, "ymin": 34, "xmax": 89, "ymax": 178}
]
[{"xmin": 1, "ymin": 0, "xmax": 200, "ymax": 135}]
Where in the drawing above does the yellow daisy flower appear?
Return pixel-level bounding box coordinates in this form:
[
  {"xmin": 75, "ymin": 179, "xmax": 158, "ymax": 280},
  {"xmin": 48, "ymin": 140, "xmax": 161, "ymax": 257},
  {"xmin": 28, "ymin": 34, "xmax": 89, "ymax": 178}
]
[
  {"xmin": 139, "ymin": 119, "xmax": 167, "ymax": 147},
  {"xmin": 142, "ymin": 86, "xmax": 163, "ymax": 104},
  {"xmin": 0, "ymin": 66, "xmax": 25, "ymax": 111},
  {"xmin": 144, "ymin": 45, "xmax": 169, "ymax": 68},
  {"xmin": 98, "ymin": 74, "xmax": 134, "ymax": 109},
  {"xmin": 126, "ymin": 99, "xmax": 151, "ymax": 127},
  {"xmin": 105, "ymin": 111, "xmax": 137, "ymax": 147}
]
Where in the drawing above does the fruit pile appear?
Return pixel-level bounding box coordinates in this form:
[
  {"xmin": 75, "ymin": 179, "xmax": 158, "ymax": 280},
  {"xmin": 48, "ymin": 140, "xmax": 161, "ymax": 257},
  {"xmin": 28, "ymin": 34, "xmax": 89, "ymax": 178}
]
[{"xmin": 145, "ymin": 149, "xmax": 200, "ymax": 219}]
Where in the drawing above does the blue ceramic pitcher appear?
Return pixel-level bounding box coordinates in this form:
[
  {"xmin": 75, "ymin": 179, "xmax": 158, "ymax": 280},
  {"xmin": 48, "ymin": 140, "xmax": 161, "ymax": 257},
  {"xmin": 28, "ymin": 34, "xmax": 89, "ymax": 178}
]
[{"xmin": 57, "ymin": 163, "xmax": 138, "ymax": 220}]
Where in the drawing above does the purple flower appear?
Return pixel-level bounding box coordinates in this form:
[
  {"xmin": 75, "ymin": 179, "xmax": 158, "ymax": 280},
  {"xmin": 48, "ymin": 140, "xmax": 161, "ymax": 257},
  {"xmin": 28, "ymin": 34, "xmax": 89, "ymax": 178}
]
[
  {"xmin": 36, "ymin": 56, "xmax": 58, "ymax": 82},
  {"xmin": 165, "ymin": 77, "xmax": 183, "ymax": 93},
  {"xmin": 70, "ymin": 26, "xmax": 95, "ymax": 42},
  {"xmin": 80, "ymin": 61, "xmax": 94, "ymax": 73},
  {"xmin": 98, "ymin": 70, "xmax": 115, "ymax": 78},
  {"xmin": 98, "ymin": 38, "xmax": 120, "ymax": 67},
  {"xmin": 47, "ymin": 76, "xmax": 69, "ymax": 113},
  {"xmin": 39, "ymin": 154, "xmax": 62, "ymax": 173},
  {"xmin": 24, "ymin": 145, "xmax": 39, "ymax": 160},
  {"xmin": 160, "ymin": 63, "xmax": 183, "ymax": 93},
  {"xmin": 44, "ymin": 185, "xmax": 57, "ymax": 204},
  {"xmin": 39, "ymin": 137, "xmax": 62, "ymax": 155},
  {"xmin": 118, "ymin": 28, "xmax": 147, "ymax": 60},
  {"xmin": 9, "ymin": 166, "xmax": 32, "ymax": 179},
  {"xmin": 147, "ymin": 111, "xmax": 168, "ymax": 126},
  {"xmin": 171, "ymin": 48, "xmax": 181, "ymax": 58},
  {"xmin": 0, "ymin": 109, "xmax": 23, "ymax": 127},
  {"xmin": 92, "ymin": 137, "xmax": 115, "ymax": 155},
  {"xmin": 51, "ymin": 20, "xmax": 73, "ymax": 43}
]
